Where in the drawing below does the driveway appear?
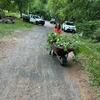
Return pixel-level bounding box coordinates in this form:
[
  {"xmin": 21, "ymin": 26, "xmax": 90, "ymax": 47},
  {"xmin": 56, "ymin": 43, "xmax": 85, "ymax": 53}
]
[{"xmin": 0, "ymin": 21, "xmax": 80, "ymax": 100}]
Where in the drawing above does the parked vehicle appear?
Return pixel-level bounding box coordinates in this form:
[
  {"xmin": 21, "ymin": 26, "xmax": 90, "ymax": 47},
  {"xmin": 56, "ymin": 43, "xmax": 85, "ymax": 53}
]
[
  {"xmin": 23, "ymin": 14, "xmax": 45, "ymax": 25},
  {"xmin": 62, "ymin": 21, "xmax": 76, "ymax": 33},
  {"xmin": 23, "ymin": 14, "xmax": 30, "ymax": 22},
  {"xmin": 50, "ymin": 18, "xmax": 56, "ymax": 24},
  {"xmin": 0, "ymin": 16, "xmax": 16, "ymax": 24}
]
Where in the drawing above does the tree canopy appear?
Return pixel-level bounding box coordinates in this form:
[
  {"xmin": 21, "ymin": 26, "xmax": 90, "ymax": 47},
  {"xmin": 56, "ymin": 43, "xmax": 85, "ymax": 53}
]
[{"xmin": 0, "ymin": 0, "xmax": 100, "ymax": 21}]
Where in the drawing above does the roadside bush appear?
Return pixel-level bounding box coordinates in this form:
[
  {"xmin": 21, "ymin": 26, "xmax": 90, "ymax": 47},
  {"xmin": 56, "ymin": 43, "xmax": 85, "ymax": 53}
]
[
  {"xmin": 93, "ymin": 28, "xmax": 100, "ymax": 42},
  {"xmin": 77, "ymin": 20, "xmax": 100, "ymax": 38}
]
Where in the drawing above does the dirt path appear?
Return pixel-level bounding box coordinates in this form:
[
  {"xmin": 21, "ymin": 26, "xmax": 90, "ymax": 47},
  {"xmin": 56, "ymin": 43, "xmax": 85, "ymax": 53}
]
[{"xmin": 0, "ymin": 22, "xmax": 81, "ymax": 100}]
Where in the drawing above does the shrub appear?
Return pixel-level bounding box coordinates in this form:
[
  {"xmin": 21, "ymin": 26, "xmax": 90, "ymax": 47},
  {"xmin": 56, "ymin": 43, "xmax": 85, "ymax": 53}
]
[
  {"xmin": 93, "ymin": 28, "xmax": 100, "ymax": 42},
  {"xmin": 47, "ymin": 33, "xmax": 80, "ymax": 53},
  {"xmin": 77, "ymin": 20, "xmax": 100, "ymax": 38}
]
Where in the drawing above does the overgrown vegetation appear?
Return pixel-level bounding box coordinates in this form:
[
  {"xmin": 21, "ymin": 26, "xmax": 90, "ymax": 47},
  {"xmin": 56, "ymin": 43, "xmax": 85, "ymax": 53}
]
[
  {"xmin": 77, "ymin": 39, "xmax": 100, "ymax": 87},
  {"xmin": 48, "ymin": 0, "xmax": 100, "ymax": 22},
  {"xmin": 76, "ymin": 20, "xmax": 100, "ymax": 40},
  {"xmin": 47, "ymin": 33, "xmax": 79, "ymax": 52}
]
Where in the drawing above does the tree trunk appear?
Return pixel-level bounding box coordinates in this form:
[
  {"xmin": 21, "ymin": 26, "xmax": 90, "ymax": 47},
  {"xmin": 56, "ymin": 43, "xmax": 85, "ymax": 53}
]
[
  {"xmin": 19, "ymin": 1, "xmax": 23, "ymax": 18},
  {"xmin": 19, "ymin": 9, "xmax": 22, "ymax": 18}
]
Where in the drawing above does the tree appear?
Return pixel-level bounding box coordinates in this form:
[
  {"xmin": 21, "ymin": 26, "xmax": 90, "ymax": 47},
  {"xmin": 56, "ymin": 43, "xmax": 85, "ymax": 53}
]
[
  {"xmin": 47, "ymin": 0, "xmax": 100, "ymax": 22},
  {"xmin": 47, "ymin": 0, "xmax": 67, "ymax": 22},
  {"xmin": 0, "ymin": 0, "xmax": 15, "ymax": 11},
  {"xmin": 14, "ymin": 0, "xmax": 28, "ymax": 17},
  {"xmin": 30, "ymin": 0, "xmax": 49, "ymax": 19}
]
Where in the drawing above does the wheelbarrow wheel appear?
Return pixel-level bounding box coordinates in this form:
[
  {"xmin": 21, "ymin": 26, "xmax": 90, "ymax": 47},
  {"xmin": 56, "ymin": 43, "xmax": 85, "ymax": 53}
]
[
  {"xmin": 49, "ymin": 49, "xmax": 56, "ymax": 56},
  {"xmin": 60, "ymin": 56, "xmax": 67, "ymax": 66},
  {"xmin": 52, "ymin": 51, "xmax": 56, "ymax": 56}
]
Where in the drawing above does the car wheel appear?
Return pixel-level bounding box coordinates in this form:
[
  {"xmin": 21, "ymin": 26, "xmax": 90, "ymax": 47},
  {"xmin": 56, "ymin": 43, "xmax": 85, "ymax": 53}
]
[
  {"xmin": 41, "ymin": 23, "xmax": 45, "ymax": 26},
  {"xmin": 5, "ymin": 21, "xmax": 8, "ymax": 24}
]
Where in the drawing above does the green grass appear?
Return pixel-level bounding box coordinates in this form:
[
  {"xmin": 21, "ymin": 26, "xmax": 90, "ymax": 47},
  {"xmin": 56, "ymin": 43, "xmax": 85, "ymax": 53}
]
[
  {"xmin": 0, "ymin": 19, "xmax": 33, "ymax": 38},
  {"xmin": 65, "ymin": 34, "xmax": 100, "ymax": 96},
  {"xmin": 73, "ymin": 37, "xmax": 100, "ymax": 96},
  {"xmin": 65, "ymin": 19, "xmax": 100, "ymax": 97},
  {"xmin": 75, "ymin": 20, "xmax": 100, "ymax": 92},
  {"xmin": 74, "ymin": 38, "xmax": 100, "ymax": 84}
]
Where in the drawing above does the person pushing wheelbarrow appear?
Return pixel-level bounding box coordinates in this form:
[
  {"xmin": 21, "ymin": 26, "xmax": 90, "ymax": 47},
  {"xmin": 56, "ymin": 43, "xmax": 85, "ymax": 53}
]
[{"xmin": 49, "ymin": 23, "xmax": 75, "ymax": 66}]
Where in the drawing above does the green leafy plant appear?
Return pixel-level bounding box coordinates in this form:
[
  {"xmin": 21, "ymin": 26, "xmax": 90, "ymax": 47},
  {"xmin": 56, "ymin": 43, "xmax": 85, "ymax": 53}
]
[{"xmin": 47, "ymin": 33, "xmax": 80, "ymax": 53}]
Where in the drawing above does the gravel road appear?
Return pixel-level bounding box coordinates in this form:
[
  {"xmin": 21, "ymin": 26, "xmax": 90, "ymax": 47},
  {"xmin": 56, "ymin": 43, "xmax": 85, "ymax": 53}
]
[{"xmin": 0, "ymin": 21, "xmax": 81, "ymax": 100}]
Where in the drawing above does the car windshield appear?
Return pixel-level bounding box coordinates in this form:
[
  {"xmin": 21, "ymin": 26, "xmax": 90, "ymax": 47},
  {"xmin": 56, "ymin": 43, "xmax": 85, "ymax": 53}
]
[
  {"xmin": 65, "ymin": 22, "xmax": 74, "ymax": 25},
  {"xmin": 35, "ymin": 16, "xmax": 40, "ymax": 19}
]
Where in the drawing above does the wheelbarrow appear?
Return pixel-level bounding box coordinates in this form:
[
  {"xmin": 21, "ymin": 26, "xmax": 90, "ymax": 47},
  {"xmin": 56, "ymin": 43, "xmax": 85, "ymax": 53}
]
[{"xmin": 49, "ymin": 43, "xmax": 74, "ymax": 66}]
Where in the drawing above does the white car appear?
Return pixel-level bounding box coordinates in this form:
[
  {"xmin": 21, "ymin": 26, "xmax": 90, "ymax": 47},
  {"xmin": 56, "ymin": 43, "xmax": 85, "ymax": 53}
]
[
  {"xmin": 30, "ymin": 15, "xmax": 45, "ymax": 25},
  {"xmin": 23, "ymin": 14, "xmax": 45, "ymax": 25},
  {"xmin": 62, "ymin": 21, "xmax": 76, "ymax": 33},
  {"xmin": 50, "ymin": 18, "xmax": 56, "ymax": 24}
]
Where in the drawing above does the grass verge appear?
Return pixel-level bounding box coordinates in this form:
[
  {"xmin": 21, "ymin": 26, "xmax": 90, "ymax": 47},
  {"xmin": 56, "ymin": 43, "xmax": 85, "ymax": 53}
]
[
  {"xmin": 64, "ymin": 33, "xmax": 100, "ymax": 98},
  {"xmin": 76, "ymin": 38, "xmax": 100, "ymax": 97},
  {"xmin": 0, "ymin": 19, "xmax": 33, "ymax": 38}
]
